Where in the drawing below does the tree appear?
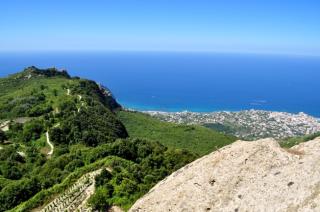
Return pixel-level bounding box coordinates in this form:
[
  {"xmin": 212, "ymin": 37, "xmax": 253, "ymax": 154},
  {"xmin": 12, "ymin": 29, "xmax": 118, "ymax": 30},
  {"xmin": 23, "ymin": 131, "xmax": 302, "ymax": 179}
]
[
  {"xmin": 88, "ymin": 186, "xmax": 111, "ymax": 211},
  {"xmin": 0, "ymin": 177, "xmax": 41, "ymax": 211},
  {"xmin": 1, "ymin": 162, "xmax": 22, "ymax": 180},
  {"xmin": 49, "ymin": 128, "xmax": 65, "ymax": 144},
  {"xmin": 95, "ymin": 169, "xmax": 113, "ymax": 187},
  {"xmin": 22, "ymin": 119, "xmax": 44, "ymax": 142},
  {"xmin": 65, "ymin": 159, "xmax": 84, "ymax": 172}
]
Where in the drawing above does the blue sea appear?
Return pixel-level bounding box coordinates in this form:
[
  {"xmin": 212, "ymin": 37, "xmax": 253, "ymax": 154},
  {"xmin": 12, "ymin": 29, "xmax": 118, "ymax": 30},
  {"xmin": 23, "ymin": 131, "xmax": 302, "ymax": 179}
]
[{"xmin": 0, "ymin": 51, "xmax": 320, "ymax": 117}]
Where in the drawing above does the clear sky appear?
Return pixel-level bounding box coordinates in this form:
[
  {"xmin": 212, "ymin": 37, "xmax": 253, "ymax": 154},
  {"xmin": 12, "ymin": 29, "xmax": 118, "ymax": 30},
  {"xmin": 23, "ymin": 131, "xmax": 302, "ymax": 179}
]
[{"xmin": 1, "ymin": 0, "xmax": 320, "ymax": 55}]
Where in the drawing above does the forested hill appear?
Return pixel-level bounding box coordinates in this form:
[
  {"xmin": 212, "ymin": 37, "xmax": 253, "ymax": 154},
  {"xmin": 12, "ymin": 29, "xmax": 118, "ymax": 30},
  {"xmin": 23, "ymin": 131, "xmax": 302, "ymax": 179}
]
[
  {"xmin": 0, "ymin": 66, "xmax": 128, "ymax": 145},
  {"xmin": 1, "ymin": 66, "xmax": 121, "ymax": 114},
  {"xmin": 0, "ymin": 67, "xmax": 235, "ymax": 211}
]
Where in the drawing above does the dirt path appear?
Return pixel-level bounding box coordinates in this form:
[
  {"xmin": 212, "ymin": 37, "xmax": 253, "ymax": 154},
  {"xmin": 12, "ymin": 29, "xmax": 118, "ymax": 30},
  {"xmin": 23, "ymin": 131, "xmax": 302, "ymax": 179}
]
[
  {"xmin": 46, "ymin": 131, "xmax": 54, "ymax": 156},
  {"xmin": 0, "ymin": 121, "xmax": 10, "ymax": 132}
]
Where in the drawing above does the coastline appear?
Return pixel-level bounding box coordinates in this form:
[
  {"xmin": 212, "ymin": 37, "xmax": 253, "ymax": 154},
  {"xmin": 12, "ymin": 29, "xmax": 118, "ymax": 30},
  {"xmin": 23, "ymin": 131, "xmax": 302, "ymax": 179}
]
[
  {"xmin": 122, "ymin": 103, "xmax": 320, "ymax": 119},
  {"xmin": 130, "ymin": 108, "xmax": 320, "ymax": 140}
]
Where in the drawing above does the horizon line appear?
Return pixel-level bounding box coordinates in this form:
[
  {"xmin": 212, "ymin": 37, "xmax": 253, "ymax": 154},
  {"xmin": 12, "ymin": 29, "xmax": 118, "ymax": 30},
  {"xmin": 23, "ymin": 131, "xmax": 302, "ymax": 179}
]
[{"xmin": 0, "ymin": 48, "xmax": 320, "ymax": 58}]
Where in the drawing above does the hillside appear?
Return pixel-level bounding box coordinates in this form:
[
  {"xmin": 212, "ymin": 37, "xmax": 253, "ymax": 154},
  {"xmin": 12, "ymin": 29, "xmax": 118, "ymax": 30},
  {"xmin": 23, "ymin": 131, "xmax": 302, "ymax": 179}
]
[
  {"xmin": 0, "ymin": 66, "xmax": 121, "ymax": 117},
  {"xmin": 0, "ymin": 67, "xmax": 203, "ymax": 211},
  {"xmin": 117, "ymin": 111, "xmax": 236, "ymax": 156},
  {"xmin": 280, "ymin": 131, "xmax": 320, "ymax": 148},
  {"xmin": 130, "ymin": 137, "xmax": 320, "ymax": 212}
]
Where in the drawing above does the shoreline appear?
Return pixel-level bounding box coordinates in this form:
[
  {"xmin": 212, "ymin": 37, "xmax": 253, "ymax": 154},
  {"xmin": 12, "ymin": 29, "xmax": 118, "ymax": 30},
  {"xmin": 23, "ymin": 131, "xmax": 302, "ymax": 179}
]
[
  {"xmin": 136, "ymin": 108, "xmax": 320, "ymax": 140},
  {"xmin": 124, "ymin": 107, "xmax": 320, "ymax": 119}
]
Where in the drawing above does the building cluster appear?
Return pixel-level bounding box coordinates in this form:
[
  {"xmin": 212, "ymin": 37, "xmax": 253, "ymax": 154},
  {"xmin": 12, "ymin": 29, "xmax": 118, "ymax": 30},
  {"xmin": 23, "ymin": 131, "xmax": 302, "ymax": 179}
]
[{"xmin": 145, "ymin": 110, "xmax": 320, "ymax": 139}]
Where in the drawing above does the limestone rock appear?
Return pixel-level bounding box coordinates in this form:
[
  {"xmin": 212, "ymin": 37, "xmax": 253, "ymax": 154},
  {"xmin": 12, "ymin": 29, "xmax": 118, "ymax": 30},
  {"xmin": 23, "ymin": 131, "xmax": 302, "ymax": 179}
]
[{"xmin": 130, "ymin": 138, "xmax": 320, "ymax": 212}]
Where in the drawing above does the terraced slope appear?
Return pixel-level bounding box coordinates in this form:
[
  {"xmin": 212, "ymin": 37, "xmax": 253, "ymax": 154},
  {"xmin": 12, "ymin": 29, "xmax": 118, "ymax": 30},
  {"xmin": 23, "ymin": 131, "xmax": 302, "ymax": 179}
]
[{"xmin": 41, "ymin": 169, "xmax": 103, "ymax": 212}]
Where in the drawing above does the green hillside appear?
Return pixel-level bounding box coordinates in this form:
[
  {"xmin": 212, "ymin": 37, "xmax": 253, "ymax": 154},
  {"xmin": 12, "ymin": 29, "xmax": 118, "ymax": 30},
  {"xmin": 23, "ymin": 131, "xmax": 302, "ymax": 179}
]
[
  {"xmin": 279, "ymin": 132, "xmax": 320, "ymax": 148},
  {"xmin": 117, "ymin": 111, "xmax": 237, "ymax": 156},
  {"xmin": 0, "ymin": 67, "xmax": 200, "ymax": 211},
  {"xmin": 0, "ymin": 67, "xmax": 238, "ymax": 211}
]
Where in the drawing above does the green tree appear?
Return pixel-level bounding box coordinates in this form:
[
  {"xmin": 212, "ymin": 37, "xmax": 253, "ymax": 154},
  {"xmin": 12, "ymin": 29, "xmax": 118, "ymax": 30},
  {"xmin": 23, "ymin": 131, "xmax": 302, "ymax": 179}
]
[
  {"xmin": 0, "ymin": 177, "xmax": 41, "ymax": 212},
  {"xmin": 88, "ymin": 186, "xmax": 111, "ymax": 211},
  {"xmin": 1, "ymin": 162, "xmax": 22, "ymax": 180},
  {"xmin": 95, "ymin": 169, "xmax": 113, "ymax": 187},
  {"xmin": 22, "ymin": 119, "xmax": 44, "ymax": 142},
  {"xmin": 65, "ymin": 159, "xmax": 84, "ymax": 172}
]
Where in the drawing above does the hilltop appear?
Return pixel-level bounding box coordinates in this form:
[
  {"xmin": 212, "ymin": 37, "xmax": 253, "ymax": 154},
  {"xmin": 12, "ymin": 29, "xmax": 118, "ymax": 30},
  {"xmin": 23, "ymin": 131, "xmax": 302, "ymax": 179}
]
[{"xmin": 130, "ymin": 137, "xmax": 320, "ymax": 212}]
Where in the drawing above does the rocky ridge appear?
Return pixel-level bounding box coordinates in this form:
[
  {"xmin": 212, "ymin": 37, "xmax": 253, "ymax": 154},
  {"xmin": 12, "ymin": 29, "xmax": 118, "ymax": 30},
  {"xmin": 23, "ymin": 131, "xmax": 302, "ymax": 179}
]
[{"xmin": 130, "ymin": 137, "xmax": 320, "ymax": 212}]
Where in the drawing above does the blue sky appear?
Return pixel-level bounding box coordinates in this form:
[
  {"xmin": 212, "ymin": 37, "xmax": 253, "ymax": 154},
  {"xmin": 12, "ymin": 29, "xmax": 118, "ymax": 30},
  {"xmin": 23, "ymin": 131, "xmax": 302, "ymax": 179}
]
[{"xmin": 1, "ymin": 0, "xmax": 320, "ymax": 55}]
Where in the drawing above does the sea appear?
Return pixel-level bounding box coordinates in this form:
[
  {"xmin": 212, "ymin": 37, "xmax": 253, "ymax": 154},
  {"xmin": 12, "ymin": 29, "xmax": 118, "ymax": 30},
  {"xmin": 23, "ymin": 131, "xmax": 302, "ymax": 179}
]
[{"xmin": 0, "ymin": 51, "xmax": 320, "ymax": 117}]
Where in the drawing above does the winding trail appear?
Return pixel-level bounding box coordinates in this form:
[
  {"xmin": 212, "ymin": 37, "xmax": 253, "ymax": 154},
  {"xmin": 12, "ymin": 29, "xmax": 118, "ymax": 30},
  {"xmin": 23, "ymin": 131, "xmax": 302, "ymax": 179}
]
[
  {"xmin": 0, "ymin": 121, "xmax": 10, "ymax": 132},
  {"xmin": 46, "ymin": 131, "xmax": 54, "ymax": 156}
]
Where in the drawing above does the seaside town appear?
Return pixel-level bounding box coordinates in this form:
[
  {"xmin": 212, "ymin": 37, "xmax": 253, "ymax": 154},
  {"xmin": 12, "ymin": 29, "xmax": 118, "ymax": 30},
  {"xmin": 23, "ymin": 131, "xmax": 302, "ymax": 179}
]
[{"xmin": 144, "ymin": 110, "xmax": 320, "ymax": 139}]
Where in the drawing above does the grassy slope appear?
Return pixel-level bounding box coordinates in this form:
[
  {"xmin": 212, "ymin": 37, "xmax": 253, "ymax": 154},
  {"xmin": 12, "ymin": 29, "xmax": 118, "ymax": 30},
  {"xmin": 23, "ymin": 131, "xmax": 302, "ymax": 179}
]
[
  {"xmin": 117, "ymin": 111, "xmax": 237, "ymax": 156},
  {"xmin": 279, "ymin": 132, "xmax": 320, "ymax": 148},
  {"xmin": 0, "ymin": 74, "xmax": 75, "ymax": 153},
  {"xmin": 0, "ymin": 75, "xmax": 76, "ymax": 119}
]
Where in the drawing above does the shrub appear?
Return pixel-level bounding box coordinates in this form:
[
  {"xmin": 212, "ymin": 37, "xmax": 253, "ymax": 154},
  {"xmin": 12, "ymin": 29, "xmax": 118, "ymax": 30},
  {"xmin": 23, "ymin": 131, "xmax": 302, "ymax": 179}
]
[
  {"xmin": 0, "ymin": 130, "xmax": 6, "ymax": 143},
  {"xmin": 0, "ymin": 177, "xmax": 41, "ymax": 212},
  {"xmin": 95, "ymin": 169, "xmax": 113, "ymax": 187},
  {"xmin": 22, "ymin": 119, "xmax": 44, "ymax": 142},
  {"xmin": 88, "ymin": 186, "xmax": 111, "ymax": 211}
]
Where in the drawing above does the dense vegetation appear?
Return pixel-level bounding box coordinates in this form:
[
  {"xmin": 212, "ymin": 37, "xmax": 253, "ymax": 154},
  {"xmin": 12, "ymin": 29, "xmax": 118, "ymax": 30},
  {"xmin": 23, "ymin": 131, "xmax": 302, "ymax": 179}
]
[
  {"xmin": 0, "ymin": 67, "xmax": 202, "ymax": 211},
  {"xmin": 0, "ymin": 67, "xmax": 120, "ymax": 119},
  {"xmin": 117, "ymin": 111, "xmax": 237, "ymax": 156},
  {"xmin": 2, "ymin": 139, "xmax": 195, "ymax": 211},
  {"xmin": 86, "ymin": 139, "xmax": 195, "ymax": 210}
]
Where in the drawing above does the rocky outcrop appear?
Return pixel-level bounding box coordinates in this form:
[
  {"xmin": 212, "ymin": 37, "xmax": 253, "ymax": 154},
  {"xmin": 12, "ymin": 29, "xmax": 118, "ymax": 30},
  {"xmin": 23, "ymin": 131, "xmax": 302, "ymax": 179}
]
[{"xmin": 130, "ymin": 137, "xmax": 320, "ymax": 212}]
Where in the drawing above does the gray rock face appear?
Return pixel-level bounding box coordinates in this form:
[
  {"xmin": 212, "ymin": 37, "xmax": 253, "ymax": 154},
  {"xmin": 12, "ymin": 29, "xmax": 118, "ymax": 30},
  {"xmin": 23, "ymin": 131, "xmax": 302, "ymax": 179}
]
[{"xmin": 130, "ymin": 138, "xmax": 320, "ymax": 212}]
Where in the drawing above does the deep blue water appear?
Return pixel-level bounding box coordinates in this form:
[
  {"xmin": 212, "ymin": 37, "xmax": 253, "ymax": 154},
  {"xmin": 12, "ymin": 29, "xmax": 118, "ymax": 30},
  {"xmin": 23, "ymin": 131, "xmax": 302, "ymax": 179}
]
[{"xmin": 0, "ymin": 51, "xmax": 320, "ymax": 117}]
